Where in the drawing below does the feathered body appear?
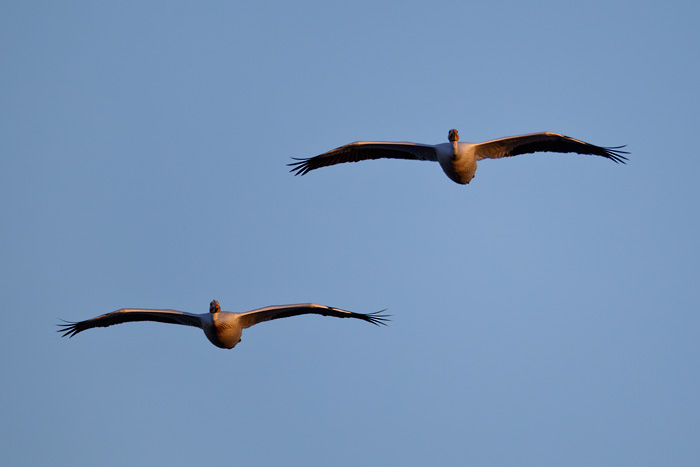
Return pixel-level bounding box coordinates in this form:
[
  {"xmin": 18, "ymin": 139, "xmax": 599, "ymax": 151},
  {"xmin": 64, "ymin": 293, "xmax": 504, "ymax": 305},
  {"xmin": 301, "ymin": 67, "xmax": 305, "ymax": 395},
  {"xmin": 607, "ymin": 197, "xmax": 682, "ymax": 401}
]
[
  {"xmin": 290, "ymin": 129, "xmax": 628, "ymax": 184},
  {"xmin": 59, "ymin": 300, "xmax": 388, "ymax": 349}
]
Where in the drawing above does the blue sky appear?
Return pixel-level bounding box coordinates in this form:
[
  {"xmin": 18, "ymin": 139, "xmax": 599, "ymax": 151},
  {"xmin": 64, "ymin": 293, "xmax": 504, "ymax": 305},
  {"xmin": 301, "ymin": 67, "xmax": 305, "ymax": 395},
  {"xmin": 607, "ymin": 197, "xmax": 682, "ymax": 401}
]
[{"xmin": 2, "ymin": 1, "xmax": 699, "ymax": 466}]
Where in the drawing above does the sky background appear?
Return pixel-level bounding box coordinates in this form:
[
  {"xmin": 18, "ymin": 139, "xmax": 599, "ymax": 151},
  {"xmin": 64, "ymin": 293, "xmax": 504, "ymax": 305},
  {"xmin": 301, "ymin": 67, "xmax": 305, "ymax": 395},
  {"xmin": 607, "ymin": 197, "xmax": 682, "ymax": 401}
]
[{"xmin": 2, "ymin": 1, "xmax": 699, "ymax": 466}]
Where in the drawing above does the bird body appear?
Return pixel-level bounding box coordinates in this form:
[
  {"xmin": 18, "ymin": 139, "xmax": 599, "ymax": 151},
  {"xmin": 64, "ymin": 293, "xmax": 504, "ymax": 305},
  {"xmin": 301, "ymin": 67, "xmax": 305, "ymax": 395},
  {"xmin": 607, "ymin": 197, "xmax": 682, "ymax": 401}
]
[
  {"xmin": 202, "ymin": 311, "xmax": 244, "ymax": 349},
  {"xmin": 289, "ymin": 129, "xmax": 628, "ymax": 184},
  {"xmin": 436, "ymin": 140, "xmax": 478, "ymax": 184},
  {"xmin": 59, "ymin": 300, "xmax": 388, "ymax": 349}
]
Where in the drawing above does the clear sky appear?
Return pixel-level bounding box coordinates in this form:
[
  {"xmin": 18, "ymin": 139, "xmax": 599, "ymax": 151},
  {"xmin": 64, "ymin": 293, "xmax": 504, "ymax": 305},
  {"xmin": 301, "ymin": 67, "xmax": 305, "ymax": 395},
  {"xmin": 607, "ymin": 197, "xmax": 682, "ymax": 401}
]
[{"xmin": 2, "ymin": 1, "xmax": 699, "ymax": 466}]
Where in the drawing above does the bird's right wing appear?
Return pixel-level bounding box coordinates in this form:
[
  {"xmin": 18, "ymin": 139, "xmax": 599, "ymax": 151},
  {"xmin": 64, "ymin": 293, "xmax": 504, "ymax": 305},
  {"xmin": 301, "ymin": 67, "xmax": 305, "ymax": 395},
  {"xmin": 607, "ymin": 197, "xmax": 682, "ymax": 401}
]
[
  {"xmin": 237, "ymin": 303, "xmax": 390, "ymax": 329},
  {"xmin": 58, "ymin": 308, "xmax": 204, "ymax": 337},
  {"xmin": 289, "ymin": 141, "xmax": 438, "ymax": 175},
  {"xmin": 473, "ymin": 132, "xmax": 628, "ymax": 163}
]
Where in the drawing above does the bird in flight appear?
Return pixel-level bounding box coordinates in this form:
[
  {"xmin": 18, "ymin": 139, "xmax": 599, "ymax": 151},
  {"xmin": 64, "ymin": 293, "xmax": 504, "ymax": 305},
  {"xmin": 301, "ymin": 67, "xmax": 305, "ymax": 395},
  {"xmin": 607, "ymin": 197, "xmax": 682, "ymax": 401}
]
[
  {"xmin": 289, "ymin": 129, "xmax": 628, "ymax": 184},
  {"xmin": 58, "ymin": 300, "xmax": 389, "ymax": 349}
]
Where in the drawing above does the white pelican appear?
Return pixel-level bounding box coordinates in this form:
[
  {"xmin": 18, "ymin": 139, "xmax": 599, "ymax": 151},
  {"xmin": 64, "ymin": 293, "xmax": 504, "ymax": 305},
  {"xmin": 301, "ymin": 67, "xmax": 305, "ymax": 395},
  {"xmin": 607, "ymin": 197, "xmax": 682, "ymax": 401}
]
[
  {"xmin": 58, "ymin": 300, "xmax": 389, "ymax": 349},
  {"xmin": 289, "ymin": 129, "xmax": 628, "ymax": 184}
]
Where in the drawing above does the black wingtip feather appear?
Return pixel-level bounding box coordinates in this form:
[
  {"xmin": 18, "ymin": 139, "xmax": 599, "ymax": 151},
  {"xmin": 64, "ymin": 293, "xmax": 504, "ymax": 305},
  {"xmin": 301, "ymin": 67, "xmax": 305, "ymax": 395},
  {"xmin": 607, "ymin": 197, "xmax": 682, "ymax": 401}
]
[
  {"xmin": 288, "ymin": 158, "xmax": 312, "ymax": 176},
  {"xmin": 57, "ymin": 321, "xmax": 80, "ymax": 338},
  {"xmin": 603, "ymin": 145, "xmax": 629, "ymax": 164},
  {"xmin": 364, "ymin": 310, "xmax": 391, "ymax": 326}
]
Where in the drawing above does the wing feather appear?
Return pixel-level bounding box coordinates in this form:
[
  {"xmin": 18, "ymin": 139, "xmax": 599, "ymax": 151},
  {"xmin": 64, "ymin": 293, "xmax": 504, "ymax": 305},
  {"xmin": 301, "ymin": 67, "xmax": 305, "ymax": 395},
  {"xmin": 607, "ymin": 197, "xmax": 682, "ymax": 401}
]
[
  {"xmin": 57, "ymin": 308, "xmax": 203, "ymax": 338},
  {"xmin": 474, "ymin": 132, "xmax": 628, "ymax": 164},
  {"xmin": 237, "ymin": 303, "xmax": 390, "ymax": 329},
  {"xmin": 289, "ymin": 141, "xmax": 438, "ymax": 175}
]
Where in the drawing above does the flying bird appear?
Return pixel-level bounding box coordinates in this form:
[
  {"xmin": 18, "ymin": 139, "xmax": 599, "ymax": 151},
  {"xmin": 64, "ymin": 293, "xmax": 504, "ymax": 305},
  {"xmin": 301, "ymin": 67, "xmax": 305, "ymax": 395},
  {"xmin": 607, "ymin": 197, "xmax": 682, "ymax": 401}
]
[
  {"xmin": 58, "ymin": 300, "xmax": 389, "ymax": 349},
  {"xmin": 289, "ymin": 129, "xmax": 628, "ymax": 184}
]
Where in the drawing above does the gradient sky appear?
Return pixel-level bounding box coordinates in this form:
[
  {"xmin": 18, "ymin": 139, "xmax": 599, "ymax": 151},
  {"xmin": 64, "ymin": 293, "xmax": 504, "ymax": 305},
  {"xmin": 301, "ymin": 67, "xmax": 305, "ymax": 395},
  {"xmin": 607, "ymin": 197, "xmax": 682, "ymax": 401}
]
[{"xmin": 2, "ymin": 1, "xmax": 699, "ymax": 466}]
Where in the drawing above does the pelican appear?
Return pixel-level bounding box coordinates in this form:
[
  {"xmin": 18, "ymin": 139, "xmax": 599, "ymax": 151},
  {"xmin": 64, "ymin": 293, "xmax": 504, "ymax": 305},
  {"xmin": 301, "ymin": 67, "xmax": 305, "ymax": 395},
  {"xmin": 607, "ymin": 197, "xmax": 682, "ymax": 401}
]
[
  {"xmin": 58, "ymin": 300, "xmax": 389, "ymax": 349},
  {"xmin": 289, "ymin": 129, "xmax": 628, "ymax": 184}
]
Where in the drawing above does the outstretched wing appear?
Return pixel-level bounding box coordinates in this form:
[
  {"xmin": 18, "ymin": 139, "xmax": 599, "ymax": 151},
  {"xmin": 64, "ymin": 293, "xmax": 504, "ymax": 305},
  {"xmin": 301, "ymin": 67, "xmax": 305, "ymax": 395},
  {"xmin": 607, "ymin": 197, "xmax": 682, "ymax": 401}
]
[
  {"xmin": 58, "ymin": 308, "xmax": 204, "ymax": 338},
  {"xmin": 289, "ymin": 141, "xmax": 438, "ymax": 175},
  {"xmin": 474, "ymin": 132, "xmax": 628, "ymax": 164},
  {"xmin": 237, "ymin": 303, "xmax": 390, "ymax": 329}
]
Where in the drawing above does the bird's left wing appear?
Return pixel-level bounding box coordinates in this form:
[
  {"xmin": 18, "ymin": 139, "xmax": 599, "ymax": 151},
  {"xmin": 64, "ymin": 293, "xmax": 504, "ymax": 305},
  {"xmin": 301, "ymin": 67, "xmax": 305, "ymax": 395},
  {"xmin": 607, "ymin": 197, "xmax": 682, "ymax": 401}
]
[
  {"xmin": 289, "ymin": 141, "xmax": 438, "ymax": 175},
  {"xmin": 237, "ymin": 303, "xmax": 389, "ymax": 329},
  {"xmin": 474, "ymin": 132, "xmax": 628, "ymax": 163},
  {"xmin": 58, "ymin": 308, "xmax": 204, "ymax": 337}
]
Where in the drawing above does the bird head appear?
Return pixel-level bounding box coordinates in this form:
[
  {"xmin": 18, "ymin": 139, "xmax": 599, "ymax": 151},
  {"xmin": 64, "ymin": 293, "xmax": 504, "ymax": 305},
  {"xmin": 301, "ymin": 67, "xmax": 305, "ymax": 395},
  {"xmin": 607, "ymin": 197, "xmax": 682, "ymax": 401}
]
[
  {"xmin": 448, "ymin": 129, "xmax": 459, "ymax": 142},
  {"xmin": 209, "ymin": 300, "xmax": 221, "ymax": 313}
]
